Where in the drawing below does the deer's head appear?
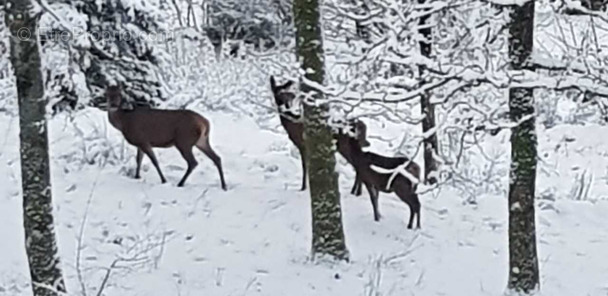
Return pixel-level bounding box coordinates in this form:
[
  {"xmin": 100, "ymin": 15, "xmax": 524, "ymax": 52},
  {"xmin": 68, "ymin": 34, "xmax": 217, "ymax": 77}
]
[
  {"xmin": 105, "ymin": 85, "xmax": 123, "ymax": 112},
  {"xmin": 270, "ymin": 76, "xmax": 297, "ymax": 113},
  {"xmin": 343, "ymin": 118, "xmax": 371, "ymax": 148}
]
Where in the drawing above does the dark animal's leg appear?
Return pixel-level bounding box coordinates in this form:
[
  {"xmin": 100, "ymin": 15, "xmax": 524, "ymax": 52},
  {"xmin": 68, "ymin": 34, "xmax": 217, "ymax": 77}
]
[
  {"xmin": 413, "ymin": 193, "xmax": 421, "ymax": 229},
  {"xmin": 394, "ymin": 182, "xmax": 417, "ymax": 229},
  {"xmin": 365, "ymin": 183, "xmax": 381, "ymax": 221},
  {"xmin": 353, "ymin": 173, "xmax": 363, "ymax": 196},
  {"xmin": 350, "ymin": 172, "xmax": 360, "ymax": 195},
  {"xmin": 134, "ymin": 148, "xmax": 143, "ymax": 179},
  {"xmin": 140, "ymin": 146, "xmax": 166, "ymax": 184},
  {"xmin": 299, "ymin": 148, "xmax": 307, "ymax": 191},
  {"xmin": 176, "ymin": 145, "xmax": 198, "ymax": 187},
  {"xmin": 197, "ymin": 138, "xmax": 227, "ymax": 191}
]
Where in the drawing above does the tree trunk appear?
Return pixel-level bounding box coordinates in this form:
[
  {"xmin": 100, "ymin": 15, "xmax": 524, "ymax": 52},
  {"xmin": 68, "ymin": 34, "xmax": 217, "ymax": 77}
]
[
  {"xmin": 353, "ymin": 2, "xmax": 370, "ymax": 43},
  {"xmin": 582, "ymin": 0, "xmax": 607, "ymax": 11},
  {"xmin": 5, "ymin": 2, "xmax": 67, "ymax": 296},
  {"xmin": 507, "ymin": 0, "xmax": 540, "ymax": 293},
  {"xmin": 171, "ymin": 0, "xmax": 184, "ymax": 27},
  {"xmin": 292, "ymin": 0, "xmax": 349, "ymax": 260},
  {"xmin": 418, "ymin": 0, "xmax": 438, "ymax": 185}
]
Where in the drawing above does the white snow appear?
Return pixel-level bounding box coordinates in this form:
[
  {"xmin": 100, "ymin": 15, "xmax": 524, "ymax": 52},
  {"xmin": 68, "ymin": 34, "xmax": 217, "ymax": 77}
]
[
  {"xmin": 1, "ymin": 105, "xmax": 607, "ymax": 296},
  {"xmin": 2, "ymin": 1, "xmax": 608, "ymax": 294}
]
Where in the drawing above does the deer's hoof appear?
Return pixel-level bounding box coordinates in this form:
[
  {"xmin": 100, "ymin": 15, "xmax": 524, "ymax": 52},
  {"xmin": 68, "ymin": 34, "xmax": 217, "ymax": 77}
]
[{"xmin": 134, "ymin": 175, "xmax": 141, "ymax": 180}]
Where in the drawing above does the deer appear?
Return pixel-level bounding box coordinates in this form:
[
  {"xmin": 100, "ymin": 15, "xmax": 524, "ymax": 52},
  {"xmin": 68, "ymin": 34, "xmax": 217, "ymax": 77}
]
[
  {"xmin": 269, "ymin": 76, "xmax": 369, "ymax": 192},
  {"xmin": 337, "ymin": 123, "xmax": 422, "ymax": 229},
  {"xmin": 105, "ymin": 85, "xmax": 227, "ymax": 190},
  {"xmin": 333, "ymin": 118, "xmax": 369, "ymax": 196}
]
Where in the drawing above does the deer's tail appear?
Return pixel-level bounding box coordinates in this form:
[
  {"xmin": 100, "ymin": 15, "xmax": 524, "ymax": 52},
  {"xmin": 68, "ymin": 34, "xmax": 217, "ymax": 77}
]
[{"xmin": 195, "ymin": 116, "xmax": 211, "ymax": 147}]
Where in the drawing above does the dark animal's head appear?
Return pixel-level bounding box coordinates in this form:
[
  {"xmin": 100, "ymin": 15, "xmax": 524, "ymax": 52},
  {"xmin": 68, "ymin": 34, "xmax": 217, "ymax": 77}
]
[
  {"xmin": 105, "ymin": 85, "xmax": 123, "ymax": 111},
  {"xmin": 346, "ymin": 118, "xmax": 371, "ymax": 148},
  {"xmin": 336, "ymin": 118, "xmax": 371, "ymax": 149},
  {"xmin": 269, "ymin": 76, "xmax": 297, "ymax": 111}
]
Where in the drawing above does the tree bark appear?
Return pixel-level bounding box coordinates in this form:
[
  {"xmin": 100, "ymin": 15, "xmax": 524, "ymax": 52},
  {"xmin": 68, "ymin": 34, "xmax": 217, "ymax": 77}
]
[
  {"xmin": 353, "ymin": 1, "xmax": 371, "ymax": 42},
  {"xmin": 292, "ymin": 0, "xmax": 349, "ymax": 260},
  {"xmin": 418, "ymin": 0, "xmax": 438, "ymax": 185},
  {"xmin": 507, "ymin": 0, "xmax": 540, "ymax": 293},
  {"xmin": 171, "ymin": 0, "xmax": 184, "ymax": 27},
  {"xmin": 582, "ymin": 0, "xmax": 607, "ymax": 11},
  {"xmin": 5, "ymin": 2, "xmax": 67, "ymax": 296}
]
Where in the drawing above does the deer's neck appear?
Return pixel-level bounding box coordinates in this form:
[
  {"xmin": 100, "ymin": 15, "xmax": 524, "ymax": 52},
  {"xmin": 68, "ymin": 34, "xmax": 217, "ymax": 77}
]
[
  {"xmin": 108, "ymin": 110, "xmax": 125, "ymax": 131},
  {"xmin": 336, "ymin": 135, "xmax": 351, "ymax": 161},
  {"xmin": 348, "ymin": 138, "xmax": 366, "ymax": 164}
]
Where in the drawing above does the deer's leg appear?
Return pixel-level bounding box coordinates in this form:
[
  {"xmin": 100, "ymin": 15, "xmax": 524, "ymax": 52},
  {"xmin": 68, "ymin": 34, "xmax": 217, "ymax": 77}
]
[
  {"xmin": 350, "ymin": 173, "xmax": 362, "ymax": 196},
  {"xmin": 176, "ymin": 145, "xmax": 198, "ymax": 187},
  {"xmin": 355, "ymin": 174, "xmax": 363, "ymax": 196},
  {"xmin": 197, "ymin": 139, "xmax": 227, "ymax": 191},
  {"xmin": 412, "ymin": 186, "xmax": 421, "ymax": 229},
  {"xmin": 134, "ymin": 148, "xmax": 143, "ymax": 179},
  {"xmin": 364, "ymin": 183, "xmax": 381, "ymax": 221},
  {"xmin": 414, "ymin": 194, "xmax": 421, "ymax": 229},
  {"xmin": 350, "ymin": 173, "xmax": 357, "ymax": 195},
  {"xmin": 140, "ymin": 146, "xmax": 166, "ymax": 184},
  {"xmin": 395, "ymin": 183, "xmax": 419, "ymax": 229},
  {"xmin": 299, "ymin": 147, "xmax": 307, "ymax": 191}
]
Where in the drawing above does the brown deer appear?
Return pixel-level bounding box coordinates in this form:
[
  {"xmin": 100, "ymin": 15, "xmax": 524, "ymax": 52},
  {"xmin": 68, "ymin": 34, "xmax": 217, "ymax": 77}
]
[
  {"xmin": 334, "ymin": 118, "xmax": 369, "ymax": 196},
  {"xmin": 338, "ymin": 124, "xmax": 422, "ymax": 229},
  {"xmin": 105, "ymin": 85, "xmax": 227, "ymax": 190},
  {"xmin": 269, "ymin": 76, "xmax": 369, "ymax": 192}
]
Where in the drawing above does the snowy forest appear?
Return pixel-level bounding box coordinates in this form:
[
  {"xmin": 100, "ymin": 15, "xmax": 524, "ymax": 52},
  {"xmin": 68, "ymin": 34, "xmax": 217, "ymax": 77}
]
[{"xmin": 1, "ymin": 0, "xmax": 607, "ymax": 295}]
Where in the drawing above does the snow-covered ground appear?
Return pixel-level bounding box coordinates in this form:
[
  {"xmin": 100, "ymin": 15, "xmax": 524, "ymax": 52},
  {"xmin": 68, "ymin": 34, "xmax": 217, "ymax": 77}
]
[{"xmin": 1, "ymin": 106, "xmax": 608, "ymax": 296}]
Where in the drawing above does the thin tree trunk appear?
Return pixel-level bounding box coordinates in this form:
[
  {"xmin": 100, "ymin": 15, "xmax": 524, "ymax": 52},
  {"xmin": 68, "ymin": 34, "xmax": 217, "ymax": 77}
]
[
  {"xmin": 418, "ymin": 0, "xmax": 438, "ymax": 185},
  {"xmin": 507, "ymin": 0, "xmax": 540, "ymax": 293},
  {"xmin": 186, "ymin": 3, "xmax": 192, "ymax": 27},
  {"xmin": 583, "ymin": 0, "xmax": 607, "ymax": 10},
  {"xmin": 353, "ymin": 2, "xmax": 370, "ymax": 43},
  {"xmin": 171, "ymin": 0, "xmax": 184, "ymax": 27},
  {"xmin": 5, "ymin": 1, "xmax": 67, "ymax": 296},
  {"xmin": 186, "ymin": 0, "xmax": 198, "ymax": 30},
  {"xmin": 292, "ymin": 0, "xmax": 349, "ymax": 260}
]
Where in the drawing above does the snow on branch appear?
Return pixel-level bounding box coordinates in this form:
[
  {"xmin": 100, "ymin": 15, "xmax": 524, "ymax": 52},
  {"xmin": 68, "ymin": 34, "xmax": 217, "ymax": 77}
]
[{"xmin": 550, "ymin": 0, "xmax": 608, "ymax": 21}]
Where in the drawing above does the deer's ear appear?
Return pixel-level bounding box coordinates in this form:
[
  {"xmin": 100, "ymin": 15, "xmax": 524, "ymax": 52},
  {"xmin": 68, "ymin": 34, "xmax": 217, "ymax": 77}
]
[
  {"xmin": 282, "ymin": 80, "xmax": 295, "ymax": 90},
  {"xmin": 270, "ymin": 76, "xmax": 277, "ymax": 91}
]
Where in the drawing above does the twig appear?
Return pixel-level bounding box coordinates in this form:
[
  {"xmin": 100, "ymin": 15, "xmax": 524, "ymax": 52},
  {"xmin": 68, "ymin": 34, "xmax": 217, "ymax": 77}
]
[
  {"xmin": 76, "ymin": 166, "xmax": 105, "ymax": 296},
  {"xmin": 95, "ymin": 259, "xmax": 119, "ymax": 296}
]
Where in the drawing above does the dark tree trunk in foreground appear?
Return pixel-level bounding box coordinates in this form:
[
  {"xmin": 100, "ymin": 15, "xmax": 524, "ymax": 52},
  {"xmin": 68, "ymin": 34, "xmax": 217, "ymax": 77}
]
[
  {"xmin": 582, "ymin": 0, "xmax": 607, "ymax": 11},
  {"xmin": 292, "ymin": 0, "xmax": 349, "ymax": 260},
  {"xmin": 507, "ymin": 0, "xmax": 540, "ymax": 293},
  {"xmin": 353, "ymin": 1, "xmax": 371, "ymax": 42},
  {"xmin": 418, "ymin": 0, "xmax": 438, "ymax": 184},
  {"xmin": 5, "ymin": 1, "xmax": 67, "ymax": 295}
]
